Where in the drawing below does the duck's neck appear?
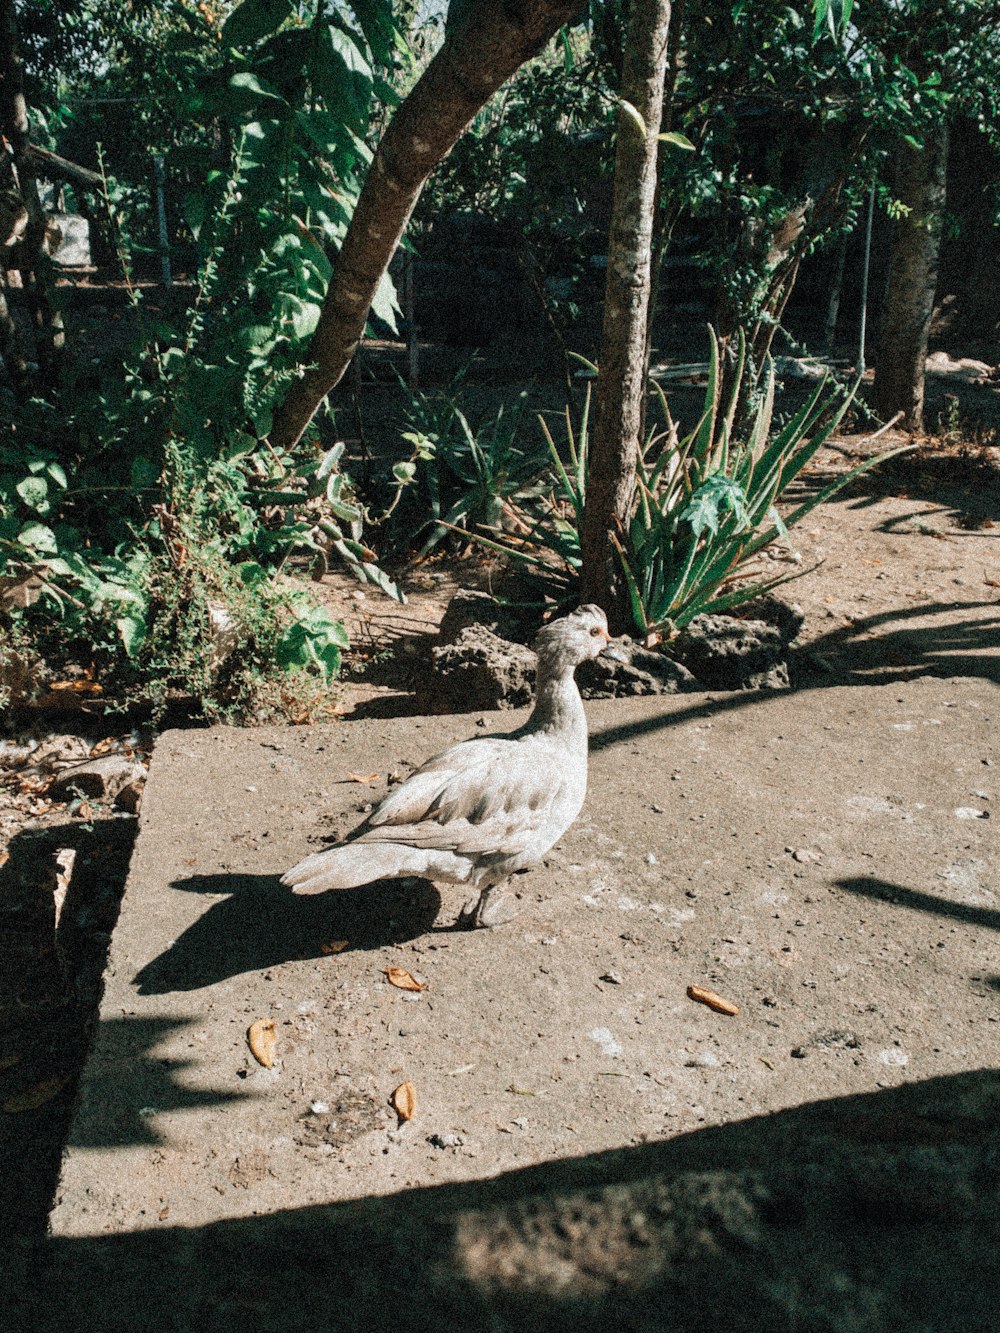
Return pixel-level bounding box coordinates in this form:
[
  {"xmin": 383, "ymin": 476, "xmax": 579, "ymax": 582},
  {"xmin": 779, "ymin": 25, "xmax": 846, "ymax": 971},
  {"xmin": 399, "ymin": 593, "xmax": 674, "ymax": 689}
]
[{"xmin": 528, "ymin": 659, "xmax": 588, "ymax": 751}]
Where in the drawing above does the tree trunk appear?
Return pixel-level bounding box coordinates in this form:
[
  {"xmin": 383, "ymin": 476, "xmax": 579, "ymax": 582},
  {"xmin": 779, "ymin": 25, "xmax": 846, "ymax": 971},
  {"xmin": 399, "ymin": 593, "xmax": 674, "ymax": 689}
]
[
  {"xmin": 580, "ymin": 0, "xmax": 671, "ymax": 627},
  {"xmin": 874, "ymin": 127, "xmax": 949, "ymax": 432},
  {"xmin": 269, "ymin": 0, "xmax": 584, "ymax": 452},
  {"xmin": 0, "ymin": 0, "xmax": 64, "ymax": 388}
]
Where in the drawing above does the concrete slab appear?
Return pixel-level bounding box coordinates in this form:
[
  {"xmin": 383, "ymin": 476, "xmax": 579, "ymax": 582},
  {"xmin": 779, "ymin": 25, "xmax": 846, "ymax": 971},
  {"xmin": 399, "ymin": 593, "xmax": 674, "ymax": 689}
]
[{"xmin": 50, "ymin": 679, "xmax": 998, "ymax": 1243}]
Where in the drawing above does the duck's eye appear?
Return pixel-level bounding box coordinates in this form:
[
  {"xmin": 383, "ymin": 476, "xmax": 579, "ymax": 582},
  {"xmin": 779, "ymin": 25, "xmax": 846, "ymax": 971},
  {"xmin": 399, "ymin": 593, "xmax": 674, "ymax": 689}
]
[{"xmin": 590, "ymin": 626, "xmax": 602, "ymax": 637}]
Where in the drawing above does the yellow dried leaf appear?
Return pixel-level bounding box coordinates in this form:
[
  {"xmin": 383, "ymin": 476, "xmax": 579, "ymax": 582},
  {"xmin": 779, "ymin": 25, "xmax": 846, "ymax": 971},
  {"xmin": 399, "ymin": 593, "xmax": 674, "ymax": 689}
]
[
  {"xmin": 49, "ymin": 680, "xmax": 103, "ymax": 695},
  {"xmin": 0, "ymin": 849, "xmax": 9, "ymax": 868},
  {"xmin": 391, "ymin": 1081, "xmax": 416, "ymax": 1123},
  {"xmin": 384, "ymin": 966, "xmax": 426, "ymax": 992},
  {"xmin": 686, "ymin": 984, "xmax": 740, "ymax": 1017},
  {"xmin": 346, "ymin": 771, "xmax": 380, "ymax": 784},
  {"xmin": 2, "ymin": 1074, "xmax": 70, "ymax": 1114},
  {"xmin": 321, "ymin": 939, "xmax": 349, "ymax": 955},
  {"xmin": 76, "ymin": 801, "xmax": 93, "ymax": 821},
  {"xmin": 247, "ymin": 1018, "xmax": 278, "ymax": 1068}
]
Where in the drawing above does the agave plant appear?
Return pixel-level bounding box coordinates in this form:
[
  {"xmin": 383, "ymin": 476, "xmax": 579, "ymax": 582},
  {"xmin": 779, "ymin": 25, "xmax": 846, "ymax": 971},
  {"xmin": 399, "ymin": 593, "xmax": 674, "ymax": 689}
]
[
  {"xmin": 614, "ymin": 329, "xmax": 911, "ymax": 639},
  {"xmin": 450, "ymin": 329, "xmax": 911, "ymax": 636}
]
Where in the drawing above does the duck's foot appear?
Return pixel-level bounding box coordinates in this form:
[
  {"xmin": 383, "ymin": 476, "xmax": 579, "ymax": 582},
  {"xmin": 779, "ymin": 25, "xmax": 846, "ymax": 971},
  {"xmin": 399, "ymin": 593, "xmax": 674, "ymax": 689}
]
[{"xmin": 457, "ymin": 884, "xmax": 519, "ymax": 929}]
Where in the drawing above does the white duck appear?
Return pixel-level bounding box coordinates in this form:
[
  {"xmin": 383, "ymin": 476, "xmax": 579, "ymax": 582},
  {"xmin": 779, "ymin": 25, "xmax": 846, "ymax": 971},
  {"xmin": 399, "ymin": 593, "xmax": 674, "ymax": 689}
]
[{"xmin": 281, "ymin": 604, "xmax": 616, "ymax": 927}]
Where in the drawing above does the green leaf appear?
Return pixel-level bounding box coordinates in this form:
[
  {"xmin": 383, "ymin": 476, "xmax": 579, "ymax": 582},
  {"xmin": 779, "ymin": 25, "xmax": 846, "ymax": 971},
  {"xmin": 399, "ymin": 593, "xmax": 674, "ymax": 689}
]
[
  {"xmin": 222, "ymin": 0, "xmax": 293, "ymax": 48},
  {"xmin": 657, "ymin": 131, "xmax": 695, "ymax": 151},
  {"xmin": 18, "ymin": 521, "xmax": 57, "ymax": 553},
  {"xmin": 276, "ymin": 606, "xmax": 349, "ymax": 680},
  {"xmin": 679, "ymin": 474, "xmax": 749, "ymax": 538},
  {"xmin": 16, "ymin": 476, "xmax": 48, "ymax": 510},
  {"xmin": 116, "ymin": 614, "xmax": 146, "ymax": 659},
  {"xmin": 393, "ymin": 461, "xmax": 417, "ymax": 484},
  {"xmin": 228, "ymin": 71, "xmax": 288, "ymax": 104},
  {"xmin": 618, "ymin": 98, "xmax": 647, "ymax": 136},
  {"xmin": 370, "ymin": 268, "xmax": 400, "ymax": 333}
]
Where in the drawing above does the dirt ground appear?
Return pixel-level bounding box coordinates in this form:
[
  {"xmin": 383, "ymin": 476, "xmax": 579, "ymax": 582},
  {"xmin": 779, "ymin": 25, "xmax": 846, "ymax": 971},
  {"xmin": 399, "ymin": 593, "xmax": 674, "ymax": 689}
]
[{"xmin": 1, "ymin": 413, "xmax": 998, "ymax": 1268}]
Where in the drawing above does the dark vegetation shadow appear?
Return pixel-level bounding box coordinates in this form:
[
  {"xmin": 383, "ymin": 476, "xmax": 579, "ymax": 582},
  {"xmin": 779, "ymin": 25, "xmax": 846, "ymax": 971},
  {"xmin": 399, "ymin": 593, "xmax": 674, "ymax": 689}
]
[
  {"xmin": 132, "ymin": 873, "xmax": 440, "ymax": 995},
  {"xmin": 0, "ymin": 816, "xmax": 136, "ymax": 1240},
  {"xmin": 27, "ymin": 1068, "xmax": 1000, "ymax": 1332}
]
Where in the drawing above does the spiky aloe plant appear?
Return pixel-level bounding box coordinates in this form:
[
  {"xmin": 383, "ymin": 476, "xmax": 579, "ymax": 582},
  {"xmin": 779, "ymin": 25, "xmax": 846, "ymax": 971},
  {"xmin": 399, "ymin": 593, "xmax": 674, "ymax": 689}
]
[
  {"xmin": 613, "ymin": 329, "xmax": 912, "ymax": 639},
  {"xmin": 455, "ymin": 329, "xmax": 911, "ymax": 635}
]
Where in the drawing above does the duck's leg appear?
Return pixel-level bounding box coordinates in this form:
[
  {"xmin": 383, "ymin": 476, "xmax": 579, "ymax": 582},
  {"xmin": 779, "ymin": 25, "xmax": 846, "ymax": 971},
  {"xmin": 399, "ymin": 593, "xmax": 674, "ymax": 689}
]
[{"xmin": 457, "ymin": 881, "xmax": 519, "ymax": 929}]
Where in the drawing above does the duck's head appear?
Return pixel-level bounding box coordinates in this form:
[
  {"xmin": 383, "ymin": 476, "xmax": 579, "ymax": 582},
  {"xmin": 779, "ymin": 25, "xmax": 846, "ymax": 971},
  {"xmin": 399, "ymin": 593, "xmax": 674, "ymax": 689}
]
[{"xmin": 534, "ymin": 604, "xmax": 616, "ymax": 669}]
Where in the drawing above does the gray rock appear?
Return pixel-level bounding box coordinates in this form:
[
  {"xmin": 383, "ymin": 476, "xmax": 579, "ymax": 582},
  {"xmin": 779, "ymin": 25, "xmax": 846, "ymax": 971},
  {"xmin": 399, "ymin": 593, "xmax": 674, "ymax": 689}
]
[
  {"xmin": 676, "ymin": 613, "xmax": 793, "ymax": 691},
  {"xmin": 49, "ymin": 754, "xmax": 145, "ymax": 802},
  {"xmin": 437, "ymin": 590, "xmax": 540, "ymax": 648},
  {"xmin": 578, "ymin": 637, "xmax": 695, "ymax": 698},
  {"xmin": 425, "ymin": 625, "xmax": 536, "ymax": 712}
]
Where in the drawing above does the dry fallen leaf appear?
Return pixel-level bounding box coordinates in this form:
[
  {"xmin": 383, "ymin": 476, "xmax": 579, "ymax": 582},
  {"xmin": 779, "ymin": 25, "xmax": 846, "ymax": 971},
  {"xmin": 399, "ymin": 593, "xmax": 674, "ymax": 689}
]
[
  {"xmin": 346, "ymin": 771, "xmax": 380, "ymax": 784},
  {"xmin": 247, "ymin": 1018, "xmax": 278, "ymax": 1068},
  {"xmin": 320, "ymin": 939, "xmax": 349, "ymax": 955},
  {"xmin": 49, "ymin": 680, "xmax": 103, "ymax": 696},
  {"xmin": 384, "ymin": 966, "xmax": 427, "ymax": 992},
  {"xmin": 2, "ymin": 1074, "xmax": 70, "ymax": 1114},
  {"xmin": 687, "ymin": 984, "xmax": 740, "ymax": 1017},
  {"xmin": 0, "ymin": 849, "xmax": 9, "ymax": 869},
  {"xmin": 391, "ymin": 1081, "xmax": 416, "ymax": 1123},
  {"xmin": 75, "ymin": 800, "xmax": 94, "ymax": 821}
]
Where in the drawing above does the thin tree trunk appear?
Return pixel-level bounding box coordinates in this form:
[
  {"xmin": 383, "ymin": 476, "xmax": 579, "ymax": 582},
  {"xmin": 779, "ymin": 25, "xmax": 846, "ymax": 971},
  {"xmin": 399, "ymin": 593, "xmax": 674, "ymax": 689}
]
[
  {"xmin": 0, "ymin": 0, "xmax": 63, "ymax": 386},
  {"xmin": 580, "ymin": 0, "xmax": 671, "ymax": 626},
  {"xmin": 874, "ymin": 127, "xmax": 949, "ymax": 432},
  {"xmin": 269, "ymin": 0, "xmax": 583, "ymax": 452}
]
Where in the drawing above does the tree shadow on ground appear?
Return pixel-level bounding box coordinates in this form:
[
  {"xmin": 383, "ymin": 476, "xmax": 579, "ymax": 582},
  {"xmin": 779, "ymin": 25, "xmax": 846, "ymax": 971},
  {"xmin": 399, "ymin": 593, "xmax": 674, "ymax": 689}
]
[
  {"xmin": 797, "ymin": 599, "xmax": 1000, "ymax": 685},
  {"xmin": 132, "ymin": 873, "xmax": 441, "ymax": 995},
  {"xmin": 836, "ymin": 875, "xmax": 1000, "ymax": 936},
  {"xmin": 27, "ymin": 1067, "xmax": 1000, "ymax": 1333}
]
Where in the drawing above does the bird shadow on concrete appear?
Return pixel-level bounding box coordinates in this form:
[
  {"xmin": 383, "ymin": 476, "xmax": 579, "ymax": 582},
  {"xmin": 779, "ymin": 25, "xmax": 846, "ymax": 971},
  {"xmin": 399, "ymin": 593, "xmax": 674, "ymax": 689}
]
[
  {"xmin": 131, "ymin": 873, "xmax": 440, "ymax": 995},
  {"xmin": 31, "ymin": 1067, "xmax": 1000, "ymax": 1333}
]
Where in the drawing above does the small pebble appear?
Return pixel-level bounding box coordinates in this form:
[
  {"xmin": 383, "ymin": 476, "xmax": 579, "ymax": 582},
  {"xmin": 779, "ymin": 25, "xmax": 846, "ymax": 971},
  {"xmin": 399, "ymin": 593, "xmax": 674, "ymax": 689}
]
[
  {"xmin": 790, "ymin": 1046, "xmax": 808, "ymax": 1059},
  {"xmin": 599, "ymin": 971, "xmax": 623, "ymax": 985},
  {"xmin": 511, "ymin": 1117, "xmax": 529, "ymax": 1130},
  {"xmin": 684, "ymin": 1050, "xmax": 721, "ymax": 1069},
  {"xmin": 310, "ymin": 1101, "xmax": 329, "ymax": 1115},
  {"xmin": 645, "ymin": 852, "xmax": 658, "ymax": 865},
  {"xmin": 428, "ymin": 1132, "xmax": 464, "ymax": 1150},
  {"xmin": 651, "ymin": 803, "xmax": 663, "ymax": 813}
]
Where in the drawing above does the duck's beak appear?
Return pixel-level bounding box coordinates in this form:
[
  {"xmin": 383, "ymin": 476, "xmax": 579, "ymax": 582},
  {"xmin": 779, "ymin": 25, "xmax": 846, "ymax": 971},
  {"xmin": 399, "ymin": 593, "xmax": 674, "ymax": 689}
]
[{"xmin": 599, "ymin": 632, "xmax": 629, "ymax": 664}]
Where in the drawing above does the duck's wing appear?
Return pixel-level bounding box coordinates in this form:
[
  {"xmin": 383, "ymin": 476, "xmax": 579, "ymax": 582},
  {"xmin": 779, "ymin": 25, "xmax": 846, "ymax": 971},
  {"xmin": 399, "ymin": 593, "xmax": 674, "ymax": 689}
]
[{"xmin": 360, "ymin": 735, "xmax": 573, "ymax": 858}]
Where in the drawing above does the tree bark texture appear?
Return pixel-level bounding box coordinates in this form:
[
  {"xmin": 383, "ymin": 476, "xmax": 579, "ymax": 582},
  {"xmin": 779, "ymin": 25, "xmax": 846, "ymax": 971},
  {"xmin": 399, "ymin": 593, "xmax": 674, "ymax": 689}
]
[
  {"xmin": 580, "ymin": 0, "xmax": 671, "ymax": 626},
  {"xmin": 269, "ymin": 0, "xmax": 584, "ymax": 451},
  {"xmin": 874, "ymin": 127, "xmax": 949, "ymax": 433},
  {"xmin": 0, "ymin": 0, "xmax": 64, "ymax": 388}
]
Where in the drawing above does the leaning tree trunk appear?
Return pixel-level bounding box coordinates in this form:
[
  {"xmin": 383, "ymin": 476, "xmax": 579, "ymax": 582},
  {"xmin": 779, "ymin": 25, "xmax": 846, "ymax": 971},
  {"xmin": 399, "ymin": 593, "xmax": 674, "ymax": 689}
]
[
  {"xmin": 874, "ymin": 126, "xmax": 949, "ymax": 433},
  {"xmin": 269, "ymin": 0, "xmax": 584, "ymax": 452},
  {"xmin": 580, "ymin": 0, "xmax": 671, "ymax": 628}
]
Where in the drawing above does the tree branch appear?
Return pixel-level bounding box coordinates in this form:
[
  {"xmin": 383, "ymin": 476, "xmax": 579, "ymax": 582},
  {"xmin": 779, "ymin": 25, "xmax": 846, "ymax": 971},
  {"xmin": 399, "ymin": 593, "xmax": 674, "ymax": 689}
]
[{"xmin": 269, "ymin": 0, "xmax": 584, "ymax": 451}]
